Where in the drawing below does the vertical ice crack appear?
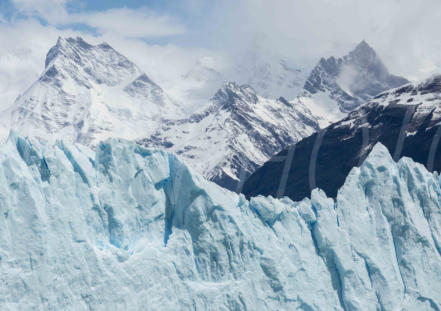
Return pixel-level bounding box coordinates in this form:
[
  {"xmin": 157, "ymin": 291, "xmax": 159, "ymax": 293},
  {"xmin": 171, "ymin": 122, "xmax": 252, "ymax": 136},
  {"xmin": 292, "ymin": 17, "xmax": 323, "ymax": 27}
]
[
  {"xmin": 309, "ymin": 220, "xmax": 347, "ymax": 311},
  {"xmin": 389, "ymin": 226, "xmax": 407, "ymax": 298},
  {"xmin": 163, "ymin": 156, "xmax": 175, "ymax": 246}
]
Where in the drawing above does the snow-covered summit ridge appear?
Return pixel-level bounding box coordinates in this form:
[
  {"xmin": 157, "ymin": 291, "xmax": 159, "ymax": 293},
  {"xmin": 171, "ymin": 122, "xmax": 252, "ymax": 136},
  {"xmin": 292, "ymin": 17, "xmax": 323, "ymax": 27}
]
[
  {"xmin": 43, "ymin": 37, "xmax": 141, "ymax": 87},
  {"xmin": 0, "ymin": 133, "xmax": 440, "ymax": 310},
  {"xmin": 139, "ymin": 82, "xmax": 320, "ymax": 191},
  {"xmin": 297, "ymin": 40, "xmax": 409, "ymax": 125},
  {"xmin": 6, "ymin": 37, "xmax": 182, "ymax": 146}
]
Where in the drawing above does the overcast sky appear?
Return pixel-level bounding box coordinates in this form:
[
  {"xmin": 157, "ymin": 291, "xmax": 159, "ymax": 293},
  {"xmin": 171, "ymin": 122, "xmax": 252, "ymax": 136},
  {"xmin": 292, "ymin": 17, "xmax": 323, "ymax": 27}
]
[{"xmin": 1, "ymin": 0, "xmax": 441, "ymax": 108}]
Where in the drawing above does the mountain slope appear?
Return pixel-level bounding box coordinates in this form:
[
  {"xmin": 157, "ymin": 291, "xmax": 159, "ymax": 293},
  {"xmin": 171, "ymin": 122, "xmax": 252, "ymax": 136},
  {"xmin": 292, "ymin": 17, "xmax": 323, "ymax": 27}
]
[
  {"xmin": 243, "ymin": 74, "xmax": 441, "ymax": 201},
  {"xmin": 0, "ymin": 135, "xmax": 440, "ymax": 310},
  {"xmin": 6, "ymin": 37, "xmax": 182, "ymax": 146},
  {"xmin": 296, "ymin": 41, "xmax": 409, "ymax": 126},
  {"xmin": 139, "ymin": 82, "xmax": 320, "ymax": 191}
]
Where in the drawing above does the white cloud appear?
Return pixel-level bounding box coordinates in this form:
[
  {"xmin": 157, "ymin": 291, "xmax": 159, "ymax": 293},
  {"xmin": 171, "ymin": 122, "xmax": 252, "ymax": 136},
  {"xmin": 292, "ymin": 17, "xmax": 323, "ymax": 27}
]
[
  {"xmin": 211, "ymin": 0, "xmax": 441, "ymax": 80},
  {"xmin": 10, "ymin": 0, "xmax": 186, "ymax": 38},
  {"xmin": 11, "ymin": 0, "xmax": 69, "ymax": 23},
  {"xmin": 0, "ymin": 19, "xmax": 69, "ymax": 110},
  {"xmin": 70, "ymin": 8, "xmax": 186, "ymax": 38}
]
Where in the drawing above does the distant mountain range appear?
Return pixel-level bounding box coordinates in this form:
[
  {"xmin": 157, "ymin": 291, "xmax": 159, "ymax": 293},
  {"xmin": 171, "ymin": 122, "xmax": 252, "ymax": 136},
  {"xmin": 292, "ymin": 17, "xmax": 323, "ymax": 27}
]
[
  {"xmin": 1, "ymin": 36, "xmax": 411, "ymax": 192},
  {"xmin": 140, "ymin": 40, "xmax": 409, "ymax": 189},
  {"xmin": 0, "ymin": 37, "xmax": 320, "ymax": 191},
  {"xmin": 243, "ymin": 75, "xmax": 441, "ymax": 201}
]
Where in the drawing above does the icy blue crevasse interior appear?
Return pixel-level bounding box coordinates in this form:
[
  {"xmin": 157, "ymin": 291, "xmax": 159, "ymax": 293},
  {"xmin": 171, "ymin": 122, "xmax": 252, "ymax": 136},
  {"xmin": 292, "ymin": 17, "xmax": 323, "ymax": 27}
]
[{"xmin": 0, "ymin": 132, "xmax": 440, "ymax": 310}]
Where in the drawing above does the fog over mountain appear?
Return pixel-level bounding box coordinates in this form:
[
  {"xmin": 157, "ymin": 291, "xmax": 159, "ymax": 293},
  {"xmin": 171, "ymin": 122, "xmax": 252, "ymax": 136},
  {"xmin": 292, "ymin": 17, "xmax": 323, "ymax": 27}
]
[{"xmin": 2, "ymin": 0, "xmax": 441, "ymax": 111}]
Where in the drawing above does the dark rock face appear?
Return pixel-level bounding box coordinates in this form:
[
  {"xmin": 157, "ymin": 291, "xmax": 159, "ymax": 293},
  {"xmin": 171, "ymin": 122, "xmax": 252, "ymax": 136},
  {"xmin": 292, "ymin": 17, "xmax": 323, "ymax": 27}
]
[
  {"xmin": 242, "ymin": 75, "xmax": 441, "ymax": 201},
  {"xmin": 302, "ymin": 40, "xmax": 409, "ymax": 113}
]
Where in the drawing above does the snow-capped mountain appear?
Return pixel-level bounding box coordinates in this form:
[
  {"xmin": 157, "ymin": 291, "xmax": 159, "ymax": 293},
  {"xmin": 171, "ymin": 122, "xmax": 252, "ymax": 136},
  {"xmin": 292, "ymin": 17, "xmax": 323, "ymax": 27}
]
[
  {"xmin": 5, "ymin": 37, "xmax": 182, "ymax": 146},
  {"xmin": 139, "ymin": 82, "xmax": 320, "ymax": 190},
  {"xmin": 1, "ymin": 37, "xmax": 411, "ymax": 196},
  {"xmin": 296, "ymin": 40, "xmax": 409, "ymax": 126},
  {"xmin": 243, "ymin": 74, "xmax": 441, "ymax": 201},
  {"xmin": 0, "ymin": 37, "xmax": 318, "ymax": 192},
  {"xmin": 0, "ymin": 134, "xmax": 440, "ymax": 310}
]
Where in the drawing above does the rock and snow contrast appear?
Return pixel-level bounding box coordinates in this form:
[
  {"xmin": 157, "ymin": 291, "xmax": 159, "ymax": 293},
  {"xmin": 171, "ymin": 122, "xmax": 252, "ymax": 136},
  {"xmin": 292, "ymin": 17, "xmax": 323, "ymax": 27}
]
[
  {"xmin": 1, "ymin": 37, "xmax": 411, "ymax": 194},
  {"xmin": 295, "ymin": 40, "xmax": 409, "ymax": 126},
  {"xmin": 243, "ymin": 74, "xmax": 441, "ymax": 201},
  {"xmin": 0, "ymin": 134, "xmax": 440, "ymax": 310},
  {"xmin": 139, "ymin": 82, "xmax": 320, "ymax": 190},
  {"xmin": 3, "ymin": 37, "xmax": 182, "ymax": 146}
]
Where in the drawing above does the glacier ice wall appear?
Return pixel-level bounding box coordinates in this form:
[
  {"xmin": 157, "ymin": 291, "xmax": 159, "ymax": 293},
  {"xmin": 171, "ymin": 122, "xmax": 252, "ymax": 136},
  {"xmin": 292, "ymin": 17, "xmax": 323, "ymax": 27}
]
[{"xmin": 0, "ymin": 133, "xmax": 440, "ymax": 310}]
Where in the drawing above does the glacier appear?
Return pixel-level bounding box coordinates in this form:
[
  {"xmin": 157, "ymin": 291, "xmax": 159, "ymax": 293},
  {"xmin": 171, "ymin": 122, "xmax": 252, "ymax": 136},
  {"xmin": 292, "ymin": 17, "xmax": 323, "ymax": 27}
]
[{"xmin": 0, "ymin": 133, "xmax": 440, "ymax": 310}]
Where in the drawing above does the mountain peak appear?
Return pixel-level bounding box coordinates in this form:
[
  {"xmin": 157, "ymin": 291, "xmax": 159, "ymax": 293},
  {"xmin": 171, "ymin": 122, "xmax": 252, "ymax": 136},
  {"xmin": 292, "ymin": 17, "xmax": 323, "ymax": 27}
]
[
  {"xmin": 212, "ymin": 82, "xmax": 258, "ymax": 107},
  {"xmin": 46, "ymin": 37, "xmax": 92, "ymax": 68},
  {"xmin": 45, "ymin": 37, "xmax": 123, "ymax": 69},
  {"xmin": 346, "ymin": 39, "xmax": 379, "ymax": 66},
  {"xmin": 301, "ymin": 40, "xmax": 409, "ymax": 119},
  {"xmin": 42, "ymin": 37, "xmax": 141, "ymax": 88},
  {"xmin": 58, "ymin": 36, "xmax": 91, "ymax": 48},
  {"xmin": 354, "ymin": 39, "xmax": 373, "ymax": 52},
  {"xmin": 224, "ymin": 82, "xmax": 255, "ymax": 92}
]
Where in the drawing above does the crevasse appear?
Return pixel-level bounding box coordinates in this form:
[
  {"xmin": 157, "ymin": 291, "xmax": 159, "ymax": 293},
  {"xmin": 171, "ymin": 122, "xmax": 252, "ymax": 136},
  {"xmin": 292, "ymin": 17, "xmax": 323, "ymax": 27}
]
[{"xmin": 0, "ymin": 132, "xmax": 440, "ymax": 310}]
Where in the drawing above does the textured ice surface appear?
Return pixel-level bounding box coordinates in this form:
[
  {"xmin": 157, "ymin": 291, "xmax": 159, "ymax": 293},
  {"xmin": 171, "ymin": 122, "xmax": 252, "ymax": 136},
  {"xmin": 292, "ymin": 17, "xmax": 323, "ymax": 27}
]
[{"xmin": 0, "ymin": 134, "xmax": 440, "ymax": 310}]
